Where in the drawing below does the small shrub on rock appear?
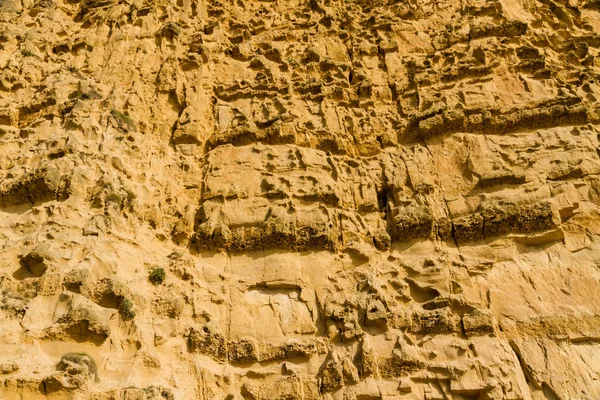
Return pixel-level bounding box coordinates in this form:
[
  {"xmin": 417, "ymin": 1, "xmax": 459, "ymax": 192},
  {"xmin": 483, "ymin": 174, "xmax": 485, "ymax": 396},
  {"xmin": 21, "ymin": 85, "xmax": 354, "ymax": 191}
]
[
  {"xmin": 119, "ymin": 298, "xmax": 135, "ymax": 319},
  {"xmin": 149, "ymin": 267, "xmax": 166, "ymax": 285},
  {"xmin": 110, "ymin": 109, "xmax": 136, "ymax": 132},
  {"xmin": 60, "ymin": 352, "xmax": 97, "ymax": 377}
]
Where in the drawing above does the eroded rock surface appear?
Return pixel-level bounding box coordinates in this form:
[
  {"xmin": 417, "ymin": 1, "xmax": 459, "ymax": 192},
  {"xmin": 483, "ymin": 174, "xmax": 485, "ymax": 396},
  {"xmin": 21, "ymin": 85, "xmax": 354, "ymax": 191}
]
[{"xmin": 2, "ymin": 0, "xmax": 600, "ymax": 399}]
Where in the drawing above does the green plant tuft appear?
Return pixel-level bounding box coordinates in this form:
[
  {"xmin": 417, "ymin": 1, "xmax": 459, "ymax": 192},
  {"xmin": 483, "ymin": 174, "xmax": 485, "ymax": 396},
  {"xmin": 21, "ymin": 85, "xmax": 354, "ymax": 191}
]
[
  {"xmin": 105, "ymin": 192, "xmax": 122, "ymax": 205},
  {"xmin": 149, "ymin": 267, "xmax": 166, "ymax": 285},
  {"xmin": 110, "ymin": 109, "xmax": 137, "ymax": 132},
  {"xmin": 119, "ymin": 298, "xmax": 135, "ymax": 319},
  {"xmin": 60, "ymin": 352, "xmax": 98, "ymax": 377}
]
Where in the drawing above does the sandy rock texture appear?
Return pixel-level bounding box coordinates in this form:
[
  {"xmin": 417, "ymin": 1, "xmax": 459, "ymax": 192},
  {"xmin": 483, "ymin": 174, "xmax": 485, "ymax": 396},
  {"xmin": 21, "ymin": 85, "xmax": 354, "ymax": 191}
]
[{"xmin": 1, "ymin": 0, "xmax": 600, "ymax": 398}]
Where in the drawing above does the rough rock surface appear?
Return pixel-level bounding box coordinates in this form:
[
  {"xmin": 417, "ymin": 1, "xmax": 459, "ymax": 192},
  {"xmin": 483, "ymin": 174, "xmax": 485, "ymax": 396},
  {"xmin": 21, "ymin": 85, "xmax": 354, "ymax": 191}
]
[{"xmin": 1, "ymin": 0, "xmax": 600, "ymax": 399}]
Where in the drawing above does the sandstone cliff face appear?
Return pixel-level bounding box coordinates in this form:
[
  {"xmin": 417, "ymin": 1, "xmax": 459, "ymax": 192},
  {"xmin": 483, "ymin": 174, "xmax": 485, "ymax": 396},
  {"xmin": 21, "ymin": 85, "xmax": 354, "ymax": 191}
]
[{"xmin": 2, "ymin": 0, "xmax": 600, "ymax": 399}]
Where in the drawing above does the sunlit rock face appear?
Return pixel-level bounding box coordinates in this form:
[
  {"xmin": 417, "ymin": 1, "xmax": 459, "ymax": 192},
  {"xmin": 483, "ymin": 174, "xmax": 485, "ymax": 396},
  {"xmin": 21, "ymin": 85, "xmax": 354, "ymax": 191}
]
[{"xmin": 2, "ymin": 0, "xmax": 600, "ymax": 398}]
